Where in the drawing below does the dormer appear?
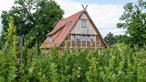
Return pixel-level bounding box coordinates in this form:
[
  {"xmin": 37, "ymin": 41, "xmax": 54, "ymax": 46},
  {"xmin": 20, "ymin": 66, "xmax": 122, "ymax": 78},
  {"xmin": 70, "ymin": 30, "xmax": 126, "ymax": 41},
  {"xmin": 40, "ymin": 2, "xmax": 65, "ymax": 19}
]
[{"xmin": 48, "ymin": 36, "xmax": 53, "ymax": 43}]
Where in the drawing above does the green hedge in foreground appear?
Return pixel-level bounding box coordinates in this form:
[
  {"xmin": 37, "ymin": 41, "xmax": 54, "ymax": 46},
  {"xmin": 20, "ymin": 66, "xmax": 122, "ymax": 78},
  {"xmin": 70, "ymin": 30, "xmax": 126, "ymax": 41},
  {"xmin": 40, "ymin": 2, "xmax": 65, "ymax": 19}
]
[
  {"xmin": 0, "ymin": 16, "xmax": 146, "ymax": 82},
  {"xmin": 1, "ymin": 43, "xmax": 146, "ymax": 82}
]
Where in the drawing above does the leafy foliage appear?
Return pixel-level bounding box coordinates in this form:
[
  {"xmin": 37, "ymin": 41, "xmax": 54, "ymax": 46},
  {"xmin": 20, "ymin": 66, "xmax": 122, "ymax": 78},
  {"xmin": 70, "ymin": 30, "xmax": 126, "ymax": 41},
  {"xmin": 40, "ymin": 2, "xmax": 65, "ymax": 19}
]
[
  {"xmin": 104, "ymin": 32, "xmax": 131, "ymax": 46},
  {"xmin": 117, "ymin": 0, "xmax": 146, "ymax": 47},
  {"xmin": 0, "ymin": 0, "xmax": 64, "ymax": 48},
  {"xmin": 0, "ymin": 11, "xmax": 146, "ymax": 82},
  {"xmin": 104, "ymin": 32, "xmax": 120, "ymax": 46},
  {"xmin": 0, "ymin": 16, "xmax": 18, "ymax": 81},
  {"xmin": 0, "ymin": 20, "xmax": 146, "ymax": 81}
]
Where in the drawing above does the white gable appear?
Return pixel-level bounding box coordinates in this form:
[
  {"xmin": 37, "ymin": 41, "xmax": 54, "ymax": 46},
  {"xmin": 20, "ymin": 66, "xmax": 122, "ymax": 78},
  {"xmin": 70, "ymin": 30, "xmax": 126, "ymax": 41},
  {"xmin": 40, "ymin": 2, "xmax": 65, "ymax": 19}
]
[{"xmin": 70, "ymin": 13, "xmax": 97, "ymax": 35}]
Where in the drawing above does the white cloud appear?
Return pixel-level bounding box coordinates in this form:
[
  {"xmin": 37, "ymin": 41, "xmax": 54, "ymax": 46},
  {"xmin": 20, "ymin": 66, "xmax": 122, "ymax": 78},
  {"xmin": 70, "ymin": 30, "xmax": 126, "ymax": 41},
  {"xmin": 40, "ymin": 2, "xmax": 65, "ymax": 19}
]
[
  {"xmin": 0, "ymin": 0, "xmax": 125, "ymax": 37},
  {"xmin": 56, "ymin": 0, "xmax": 125, "ymax": 37},
  {"xmin": 0, "ymin": 0, "xmax": 14, "ymax": 12},
  {"xmin": 0, "ymin": 0, "xmax": 14, "ymax": 33},
  {"xmin": 87, "ymin": 4, "xmax": 124, "ymax": 36},
  {"xmin": 56, "ymin": 0, "xmax": 82, "ymax": 17}
]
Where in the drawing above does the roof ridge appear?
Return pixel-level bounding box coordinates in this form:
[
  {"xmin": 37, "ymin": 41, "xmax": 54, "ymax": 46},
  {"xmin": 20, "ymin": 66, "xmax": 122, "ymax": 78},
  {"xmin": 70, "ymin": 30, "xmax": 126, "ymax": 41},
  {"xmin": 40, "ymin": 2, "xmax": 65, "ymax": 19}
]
[
  {"xmin": 62, "ymin": 10, "xmax": 84, "ymax": 20},
  {"xmin": 41, "ymin": 10, "xmax": 84, "ymax": 48},
  {"xmin": 47, "ymin": 23, "xmax": 66, "ymax": 36},
  {"xmin": 47, "ymin": 10, "xmax": 84, "ymax": 36}
]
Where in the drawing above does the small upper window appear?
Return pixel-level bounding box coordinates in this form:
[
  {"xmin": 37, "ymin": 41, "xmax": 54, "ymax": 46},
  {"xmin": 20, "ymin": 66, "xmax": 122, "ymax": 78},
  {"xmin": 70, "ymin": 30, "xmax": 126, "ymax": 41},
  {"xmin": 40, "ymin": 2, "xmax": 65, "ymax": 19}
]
[
  {"xmin": 48, "ymin": 36, "xmax": 53, "ymax": 43},
  {"xmin": 81, "ymin": 20, "xmax": 86, "ymax": 28},
  {"xmin": 66, "ymin": 22, "xmax": 71, "ymax": 27}
]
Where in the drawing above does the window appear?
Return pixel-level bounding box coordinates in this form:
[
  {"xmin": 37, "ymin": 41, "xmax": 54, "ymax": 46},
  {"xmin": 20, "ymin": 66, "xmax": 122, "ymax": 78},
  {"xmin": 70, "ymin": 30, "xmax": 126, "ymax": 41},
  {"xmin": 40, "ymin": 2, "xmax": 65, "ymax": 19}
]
[
  {"xmin": 91, "ymin": 36, "xmax": 96, "ymax": 41},
  {"xmin": 48, "ymin": 36, "xmax": 53, "ymax": 43},
  {"xmin": 66, "ymin": 22, "xmax": 71, "ymax": 27},
  {"xmin": 71, "ymin": 35, "xmax": 75, "ymax": 41},
  {"xmin": 86, "ymin": 36, "xmax": 90, "ymax": 41},
  {"xmin": 81, "ymin": 20, "xmax": 86, "ymax": 28},
  {"xmin": 76, "ymin": 35, "xmax": 80, "ymax": 41},
  {"xmin": 82, "ymin": 35, "xmax": 85, "ymax": 41}
]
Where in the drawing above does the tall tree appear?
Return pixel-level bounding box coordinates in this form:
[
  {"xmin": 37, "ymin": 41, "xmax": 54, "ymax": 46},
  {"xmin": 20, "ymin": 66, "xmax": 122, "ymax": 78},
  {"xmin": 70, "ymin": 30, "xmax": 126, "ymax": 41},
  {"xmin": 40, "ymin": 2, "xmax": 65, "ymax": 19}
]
[
  {"xmin": 0, "ymin": 0, "xmax": 64, "ymax": 47},
  {"xmin": 104, "ymin": 32, "xmax": 127, "ymax": 46},
  {"xmin": 117, "ymin": 0, "xmax": 146, "ymax": 47},
  {"xmin": 104, "ymin": 32, "xmax": 118, "ymax": 46}
]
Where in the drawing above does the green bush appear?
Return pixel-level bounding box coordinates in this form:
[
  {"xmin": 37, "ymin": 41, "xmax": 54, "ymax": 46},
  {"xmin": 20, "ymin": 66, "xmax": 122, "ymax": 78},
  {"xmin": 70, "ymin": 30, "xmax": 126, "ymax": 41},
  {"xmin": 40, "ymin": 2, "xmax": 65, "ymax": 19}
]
[
  {"xmin": 0, "ymin": 16, "xmax": 18, "ymax": 82},
  {"xmin": 0, "ymin": 16, "xmax": 146, "ymax": 82}
]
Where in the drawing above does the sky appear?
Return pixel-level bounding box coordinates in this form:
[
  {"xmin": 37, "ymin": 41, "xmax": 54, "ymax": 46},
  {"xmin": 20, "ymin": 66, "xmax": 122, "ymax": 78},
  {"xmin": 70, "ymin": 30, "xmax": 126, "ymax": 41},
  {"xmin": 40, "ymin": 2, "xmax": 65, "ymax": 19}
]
[{"xmin": 0, "ymin": 0, "xmax": 138, "ymax": 37}]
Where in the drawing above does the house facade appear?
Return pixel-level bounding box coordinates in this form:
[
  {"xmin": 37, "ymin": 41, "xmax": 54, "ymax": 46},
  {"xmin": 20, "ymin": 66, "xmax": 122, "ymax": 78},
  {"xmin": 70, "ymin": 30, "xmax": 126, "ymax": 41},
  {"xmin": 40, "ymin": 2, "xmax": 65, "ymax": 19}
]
[{"xmin": 40, "ymin": 10, "xmax": 107, "ymax": 53}]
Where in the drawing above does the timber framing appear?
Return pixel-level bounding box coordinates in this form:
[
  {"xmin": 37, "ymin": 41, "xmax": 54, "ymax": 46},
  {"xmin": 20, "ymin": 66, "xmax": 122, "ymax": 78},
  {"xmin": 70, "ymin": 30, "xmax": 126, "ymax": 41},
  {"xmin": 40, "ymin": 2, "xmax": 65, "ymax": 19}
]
[{"xmin": 40, "ymin": 9, "xmax": 107, "ymax": 53}]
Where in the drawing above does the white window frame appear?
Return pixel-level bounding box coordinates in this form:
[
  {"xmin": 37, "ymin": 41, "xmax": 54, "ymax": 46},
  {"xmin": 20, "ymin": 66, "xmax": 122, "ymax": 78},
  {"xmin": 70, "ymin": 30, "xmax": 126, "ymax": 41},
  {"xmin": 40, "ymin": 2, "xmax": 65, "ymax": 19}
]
[
  {"xmin": 48, "ymin": 36, "xmax": 53, "ymax": 43},
  {"xmin": 71, "ymin": 35, "xmax": 75, "ymax": 41},
  {"xmin": 91, "ymin": 36, "xmax": 96, "ymax": 41},
  {"xmin": 86, "ymin": 36, "xmax": 90, "ymax": 41},
  {"xmin": 81, "ymin": 19, "xmax": 86, "ymax": 28},
  {"xmin": 76, "ymin": 35, "xmax": 80, "ymax": 41},
  {"xmin": 82, "ymin": 35, "xmax": 85, "ymax": 41}
]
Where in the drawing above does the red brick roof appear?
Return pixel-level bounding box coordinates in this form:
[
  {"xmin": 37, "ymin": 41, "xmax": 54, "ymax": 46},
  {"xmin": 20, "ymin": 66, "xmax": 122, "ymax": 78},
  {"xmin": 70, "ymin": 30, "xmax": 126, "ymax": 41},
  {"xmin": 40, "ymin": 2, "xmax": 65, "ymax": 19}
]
[{"xmin": 40, "ymin": 10, "xmax": 84, "ymax": 48}]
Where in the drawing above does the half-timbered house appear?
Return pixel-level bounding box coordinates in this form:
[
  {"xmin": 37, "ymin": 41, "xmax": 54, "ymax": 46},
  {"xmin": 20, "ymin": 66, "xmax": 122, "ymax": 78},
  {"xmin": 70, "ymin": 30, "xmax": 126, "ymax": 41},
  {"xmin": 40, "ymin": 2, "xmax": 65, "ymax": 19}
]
[{"xmin": 40, "ymin": 9, "xmax": 107, "ymax": 53}]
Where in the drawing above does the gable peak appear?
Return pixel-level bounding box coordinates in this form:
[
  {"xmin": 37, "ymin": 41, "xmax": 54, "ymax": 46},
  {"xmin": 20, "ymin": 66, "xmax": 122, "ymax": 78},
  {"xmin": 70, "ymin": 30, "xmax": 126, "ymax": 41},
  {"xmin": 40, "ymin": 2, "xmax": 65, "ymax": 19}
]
[{"xmin": 81, "ymin": 4, "xmax": 88, "ymax": 11}]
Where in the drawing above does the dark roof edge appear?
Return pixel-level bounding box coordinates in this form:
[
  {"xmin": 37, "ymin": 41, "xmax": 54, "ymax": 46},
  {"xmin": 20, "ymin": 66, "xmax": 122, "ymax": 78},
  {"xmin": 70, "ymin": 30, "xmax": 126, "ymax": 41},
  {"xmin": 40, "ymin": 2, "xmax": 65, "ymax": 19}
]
[
  {"xmin": 58, "ymin": 10, "xmax": 84, "ymax": 47},
  {"xmin": 46, "ymin": 23, "xmax": 66, "ymax": 36},
  {"xmin": 84, "ymin": 10, "xmax": 108, "ymax": 48}
]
